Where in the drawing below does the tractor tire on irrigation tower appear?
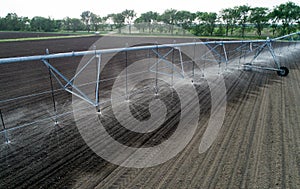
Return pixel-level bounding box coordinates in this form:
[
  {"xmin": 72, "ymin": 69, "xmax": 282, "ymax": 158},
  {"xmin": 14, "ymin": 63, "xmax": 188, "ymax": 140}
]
[
  {"xmin": 277, "ymin": 66, "xmax": 289, "ymax": 77},
  {"xmin": 243, "ymin": 63, "xmax": 252, "ymax": 71}
]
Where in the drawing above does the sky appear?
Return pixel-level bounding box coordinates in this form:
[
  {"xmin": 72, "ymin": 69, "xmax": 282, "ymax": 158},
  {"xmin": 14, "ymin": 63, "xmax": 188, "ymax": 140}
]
[{"xmin": 0, "ymin": 0, "xmax": 298, "ymax": 19}]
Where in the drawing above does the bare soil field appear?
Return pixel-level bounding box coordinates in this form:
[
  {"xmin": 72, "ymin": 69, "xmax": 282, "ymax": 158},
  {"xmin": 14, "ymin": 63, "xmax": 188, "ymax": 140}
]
[
  {"xmin": 0, "ymin": 31, "xmax": 75, "ymax": 40},
  {"xmin": 0, "ymin": 35, "xmax": 299, "ymax": 189}
]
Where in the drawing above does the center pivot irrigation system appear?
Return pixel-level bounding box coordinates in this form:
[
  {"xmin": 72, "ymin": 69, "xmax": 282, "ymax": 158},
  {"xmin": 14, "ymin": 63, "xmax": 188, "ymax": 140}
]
[{"xmin": 0, "ymin": 32, "xmax": 299, "ymax": 144}]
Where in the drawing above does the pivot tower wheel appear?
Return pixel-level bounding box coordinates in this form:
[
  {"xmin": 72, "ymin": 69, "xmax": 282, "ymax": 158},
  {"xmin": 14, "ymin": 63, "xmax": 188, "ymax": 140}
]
[{"xmin": 277, "ymin": 66, "xmax": 289, "ymax": 77}]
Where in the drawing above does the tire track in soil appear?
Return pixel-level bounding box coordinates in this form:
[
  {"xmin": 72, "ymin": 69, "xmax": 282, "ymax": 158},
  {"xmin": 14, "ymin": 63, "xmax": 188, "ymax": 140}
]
[
  {"xmin": 274, "ymin": 45, "xmax": 299, "ymax": 189},
  {"xmin": 157, "ymin": 71, "xmax": 254, "ymax": 189},
  {"xmin": 281, "ymin": 58, "xmax": 300, "ymax": 189},
  {"xmin": 204, "ymin": 74, "xmax": 255, "ymax": 188},
  {"xmin": 163, "ymin": 72, "xmax": 246, "ymax": 188},
  {"xmin": 280, "ymin": 74, "xmax": 288, "ymax": 189},
  {"xmin": 144, "ymin": 85, "xmax": 214, "ymax": 189},
  {"xmin": 159, "ymin": 70, "xmax": 255, "ymax": 188},
  {"xmin": 209, "ymin": 73, "xmax": 268, "ymax": 188},
  {"xmin": 240, "ymin": 74, "xmax": 270, "ymax": 188},
  {"xmin": 268, "ymin": 48, "xmax": 300, "ymax": 189},
  {"xmin": 154, "ymin": 108, "xmax": 211, "ymax": 187},
  {"xmin": 271, "ymin": 73, "xmax": 290, "ymax": 189},
  {"xmin": 290, "ymin": 67, "xmax": 300, "ymax": 187}
]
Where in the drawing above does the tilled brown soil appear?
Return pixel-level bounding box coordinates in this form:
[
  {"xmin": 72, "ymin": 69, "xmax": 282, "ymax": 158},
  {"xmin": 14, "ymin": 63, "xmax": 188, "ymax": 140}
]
[
  {"xmin": 0, "ymin": 31, "xmax": 74, "ymax": 40},
  {"xmin": 0, "ymin": 36, "xmax": 299, "ymax": 189}
]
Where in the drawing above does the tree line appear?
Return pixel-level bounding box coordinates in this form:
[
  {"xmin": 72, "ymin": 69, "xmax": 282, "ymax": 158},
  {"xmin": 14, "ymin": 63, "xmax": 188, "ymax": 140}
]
[{"xmin": 0, "ymin": 1, "xmax": 299, "ymax": 37}]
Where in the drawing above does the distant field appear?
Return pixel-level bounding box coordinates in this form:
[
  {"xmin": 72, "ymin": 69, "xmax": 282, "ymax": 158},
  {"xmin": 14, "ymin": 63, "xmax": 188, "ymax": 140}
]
[
  {"xmin": 0, "ymin": 31, "xmax": 76, "ymax": 40},
  {"xmin": 0, "ymin": 31, "xmax": 266, "ymax": 42}
]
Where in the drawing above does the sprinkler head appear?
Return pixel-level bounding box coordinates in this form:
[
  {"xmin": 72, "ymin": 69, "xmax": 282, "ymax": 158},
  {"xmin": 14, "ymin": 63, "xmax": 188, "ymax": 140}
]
[{"xmin": 96, "ymin": 109, "xmax": 102, "ymax": 115}]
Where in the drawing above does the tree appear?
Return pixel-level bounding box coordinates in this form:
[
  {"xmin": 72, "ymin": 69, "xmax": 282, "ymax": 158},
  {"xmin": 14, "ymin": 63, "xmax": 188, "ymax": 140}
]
[
  {"xmin": 134, "ymin": 17, "xmax": 147, "ymax": 33},
  {"xmin": 0, "ymin": 13, "xmax": 29, "ymax": 31},
  {"xmin": 30, "ymin": 16, "xmax": 55, "ymax": 32},
  {"xmin": 220, "ymin": 8, "xmax": 240, "ymax": 36},
  {"xmin": 63, "ymin": 17, "xmax": 84, "ymax": 32},
  {"xmin": 175, "ymin": 10, "xmax": 195, "ymax": 34},
  {"xmin": 63, "ymin": 17, "xmax": 72, "ymax": 31},
  {"xmin": 230, "ymin": 8, "xmax": 240, "ymax": 36},
  {"xmin": 160, "ymin": 9, "xmax": 178, "ymax": 34},
  {"xmin": 215, "ymin": 23, "xmax": 225, "ymax": 36},
  {"xmin": 220, "ymin": 8, "xmax": 233, "ymax": 36},
  {"xmin": 53, "ymin": 19, "xmax": 63, "ymax": 31},
  {"xmin": 4, "ymin": 13, "xmax": 20, "ymax": 30},
  {"xmin": 137, "ymin": 11, "xmax": 159, "ymax": 33},
  {"xmin": 197, "ymin": 12, "xmax": 218, "ymax": 36},
  {"xmin": 122, "ymin": 9, "xmax": 136, "ymax": 34},
  {"xmin": 100, "ymin": 16, "xmax": 109, "ymax": 31},
  {"xmin": 71, "ymin": 18, "xmax": 84, "ymax": 32},
  {"xmin": 90, "ymin": 13, "xmax": 101, "ymax": 31},
  {"xmin": 236, "ymin": 5, "xmax": 251, "ymax": 37},
  {"xmin": 270, "ymin": 2, "xmax": 300, "ymax": 35},
  {"xmin": 249, "ymin": 7, "xmax": 269, "ymax": 37},
  {"xmin": 0, "ymin": 17, "xmax": 4, "ymax": 30},
  {"xmin": 81, "ymin": 11, "xmax": 92, "ymax": 32},
  {"xmin": 109, "ymin": 13, "xmax": 125, "ymax": 33}
]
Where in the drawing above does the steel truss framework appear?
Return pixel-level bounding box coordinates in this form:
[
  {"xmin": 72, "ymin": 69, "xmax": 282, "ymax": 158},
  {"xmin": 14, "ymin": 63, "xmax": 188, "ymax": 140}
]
[{"xmin": 0, "ymin": 32, "xmax": 299, "ymax": 144}]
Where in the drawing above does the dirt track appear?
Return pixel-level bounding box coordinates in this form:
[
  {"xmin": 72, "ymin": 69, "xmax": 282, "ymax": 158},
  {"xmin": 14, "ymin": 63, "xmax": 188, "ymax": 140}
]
[{"xmin": 0, "ymin": 35, "xmax": 299, "ymax": 188}]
